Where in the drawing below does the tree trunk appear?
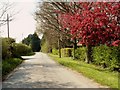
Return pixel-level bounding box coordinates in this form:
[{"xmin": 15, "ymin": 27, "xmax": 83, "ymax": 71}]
[
  {"xmin": 58, "ymin": 37, "xmax": 61, "ymax": 58},
  {"xmin": 73, "ymin": 38, "xmax": 77, "ymax": 60},
  {"xmin": 73, "ymin": 43, "xmax": 75, "ymax": 60},
  {"xmin": 86, "ymin": 45, "xmax": 92, "ymax": 64}
]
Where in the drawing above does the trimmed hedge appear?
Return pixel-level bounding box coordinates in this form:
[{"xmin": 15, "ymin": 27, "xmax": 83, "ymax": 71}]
[
  {"xmin": 13, "ymin": 43, "xmax": 34, "ymax": 56},
  {"xmin": 73, "ymin": 45, "xmax": 120, "ymax": 71},
  {"xmin": 60, "ymin": 45, "xmax": 120, "ymax": 71},
  {"xmin": 51, "ymin": 45, "xmax": 120, "ymax": 71},
  {"xmin": 61, "ymin": 48, "xmax": 72, "ymax": 57},
  {"xmin": 74, "ymin": 47, "xmax": 86, "ymax": 61},
  {"xmin": 52, "ymin": 48, "xmax": 58, "ymax": 55},
  {"xmin": 92, "ymin": 45, "xmax": 120, "ymax": 71}
]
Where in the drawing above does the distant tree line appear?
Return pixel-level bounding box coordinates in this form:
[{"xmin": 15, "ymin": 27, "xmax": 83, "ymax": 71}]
[{"xmin": 22, "ymin": 32, "xmax": 41, "ymax": 52}]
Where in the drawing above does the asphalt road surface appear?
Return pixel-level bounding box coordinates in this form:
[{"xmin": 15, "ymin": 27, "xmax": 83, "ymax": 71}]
[{"xmin": 2, "ymin": 52, "xmax": 108, "ymax": 88}]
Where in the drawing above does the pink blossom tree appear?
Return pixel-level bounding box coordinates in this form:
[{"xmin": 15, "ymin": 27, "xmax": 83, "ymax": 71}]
[{"xmin": 55, "ymin": 2, "xmax": 120, "ymax": 62}]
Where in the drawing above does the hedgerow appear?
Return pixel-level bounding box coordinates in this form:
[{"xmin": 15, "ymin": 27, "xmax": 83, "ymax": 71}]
[{"xmin": 60, "ymin": 45, "xmax": 120, "ymax": 71}]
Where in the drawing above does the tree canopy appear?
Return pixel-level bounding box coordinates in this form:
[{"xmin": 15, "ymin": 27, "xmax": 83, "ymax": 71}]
[
  {"xmin": 22, "ymin": 32, "xmax": 41, "ymax": 52},
  {"xmin": 55, "ymin": 2, "xmax": 120, "ymax": 46}
]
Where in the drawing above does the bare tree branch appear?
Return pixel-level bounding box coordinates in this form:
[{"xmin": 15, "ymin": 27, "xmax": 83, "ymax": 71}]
[{"xmin": 0, "ymin": 2, "xmax": 18, "ymax": 27}]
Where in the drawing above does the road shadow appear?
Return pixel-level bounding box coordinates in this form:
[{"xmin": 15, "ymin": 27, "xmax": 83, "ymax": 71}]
[{"xmin": 22, "ymin": 58, "xmax": 36, "ymax": 60}]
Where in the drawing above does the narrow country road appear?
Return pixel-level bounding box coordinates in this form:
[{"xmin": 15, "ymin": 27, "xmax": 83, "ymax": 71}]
[{"xmin": 3, "ymin": 52, "xmax": 108, "ymax": 88}]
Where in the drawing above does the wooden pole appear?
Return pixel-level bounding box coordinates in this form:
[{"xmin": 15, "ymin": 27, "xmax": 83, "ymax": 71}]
[{"xmin": 7, "ymin": 14, "xmax": 10, "ymax": 38}]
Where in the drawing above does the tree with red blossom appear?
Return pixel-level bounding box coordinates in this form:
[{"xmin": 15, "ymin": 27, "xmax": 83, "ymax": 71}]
[{"xmin": 55, "ymin": 2, "xmax": 120, "ymax": 63}]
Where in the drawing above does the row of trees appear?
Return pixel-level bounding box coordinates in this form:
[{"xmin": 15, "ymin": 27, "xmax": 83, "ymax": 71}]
[
  {"xmin": 35, "ymin": 2, "xmax": 120, "ymax": 63},
  {"xmin": 35, "ymin": 2, "xmax": 73, "ymax": 57}
]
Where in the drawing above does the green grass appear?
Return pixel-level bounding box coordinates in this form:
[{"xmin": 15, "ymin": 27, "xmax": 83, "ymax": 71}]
[
  {"xmin": 2, "ymin": 58, "xmax": 23, "ymax": 80},
  {"xmin": 49, "ymin": 54, "xmax": 119, "ymax": 89}
]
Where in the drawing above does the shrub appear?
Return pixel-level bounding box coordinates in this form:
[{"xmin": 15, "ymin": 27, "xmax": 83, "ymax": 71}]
[
  {"xmin": 13, "ymin": 43, "xmax": 33, "ymax": 56},
  {"xmin": 109, "ymin": 46, "xmax": 120, "ymax": 70},
  {"xmin": 2, "ymin": 38, "xmax": 9, "ymax": 59},
  {"xmin": 2, "ymin": 38, "xmax": 15, "ymax": 59},
  {"xmin": 92, "ymin": 45, "xmax": 109, "ymax": 67},
  {"xmin": 92, "ymin": 45, "xmax": 120, "ymax": 71},
  {"xmin": 2, "ymin": 38, "xmax": 34, "ymax": 59},
  {"xmin": 52, "ymin": 48, "xmax": 58, "ymax": 55},
  {"xmin": 72, "ymin": 47, "xmax": 86, "ymax": 61},
  {"xmin": 61, "ymin": 48, "xmax": 72, "ymax": 57},
  {"xmin": 71, "ymin": 45, "xmax": 120, "ymax": 71}
]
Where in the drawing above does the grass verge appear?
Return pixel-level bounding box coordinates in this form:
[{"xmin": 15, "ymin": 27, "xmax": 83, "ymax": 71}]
[
  {"xmin": 49, "ymin": 54, "xmax": 119, "ymax": 89},
  {"xmin": 2, "ymin": 58, "xmax": 23, "ymax": 80}
]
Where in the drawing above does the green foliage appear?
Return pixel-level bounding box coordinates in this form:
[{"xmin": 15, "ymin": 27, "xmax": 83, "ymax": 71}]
[
  {"xmin": 52, "ymin": 48, "xmax": 58, "ymax": 55},
  {"xmin": 92, "ymin": 45, "xmax": 120, "ymax": 71},
  {"xmin": 69, "ymin": 45, "xmax": 120, "ymax": 71},
  {"xmin": 22, "ymin": 34, "xmax": 33, "ymax": 45},
  {"xmin": 49, "ymin": 54, "xmax": 118, "ymax": 88},
  {"xmin": 41, "ymin": 41, "xmax": 49, "ymax": 53},
  {"xmin": 73, "ymin": 47, "xmax": 86, "ymax": 61},
  {"xmin": 22, "ymin": 33, "xmax": 41, "ymax": 52},
  {"xmin": 41, "ymin": 34, "xmax": 54, "ymax": 53},
  {"xmin": 13, "ymin": 43, "xmax": 34, "ymax": 56},
  {"xmin": 2, "ymin": 38, "xmax": 15, "ymax": 59},
  {"xmin": 2, "ymin": 37, "xmax": 34, "ymax": 60},
  {"xmin": 2, "ymin": 38, "xmax": 9, "ymax": 59},
  {"xmin": 2, "ymin": 58, "xmax": 22, "ymax": 78},
  {"xmin": 61, "ymin": 48, "xmax": 72, "ymax": 57},
  {"xmin": 31, "ymin": 33, "xmax": 41, "ymax": 52}
]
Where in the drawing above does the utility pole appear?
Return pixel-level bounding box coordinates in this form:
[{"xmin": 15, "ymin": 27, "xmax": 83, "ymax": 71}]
[
  {"xmin": 7, "ymin": 14, "xmax": 10, "ymax": 38},
  {"xmin": 0, "ymin": 14, "xmax": 10, "ymax": 38},
  {"xmin": 0, "ymin": 14, "xmax": 12, "ymax": 58}
]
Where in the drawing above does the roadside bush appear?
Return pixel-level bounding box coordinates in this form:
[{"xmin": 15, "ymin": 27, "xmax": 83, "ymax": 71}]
[
  {"xmin": 2, "ymin": 38, "xmax": 9, "ymax": 59},
  {"xmin": 2, "ymin": 37, "xmax": 34, "ymax": 60},
  {"xmin": 109, "ymin": 46, "xmax": 120, "ymax": 70},
  {"xmin": 51, "ymin": 45, "xmax": 119, "ymax": 71},
  {"xmin": 52, "ymin": 48, "xmax": 58, "ymax": 55},
  {"xmin": 73, "ymin": 47, "xmax": 86, "ymax": 61},
  {"xmin": 92, "ymin": 45, "xmax": 109, "ymax": 67},
  {"xmin": 92, "ymin": 45, "xmax": 120, "ymax": 71},
  {"xmin": 2, "ymin": 58, "xmax": 22, "ymax": 78},
  {"xmin": 61, "ymin": 48, "xmax": 72, "ymax": 57},
  {"xmin": 2, "ymin": 38, "xmax": 15, "ymax": 59},
  {"xmin": 71, "ymin": 45, "xmax": 120, "ymax": 71},
  {"xmin": 13, "ymin": 43, "xmax": 34, "ymax": 56}
]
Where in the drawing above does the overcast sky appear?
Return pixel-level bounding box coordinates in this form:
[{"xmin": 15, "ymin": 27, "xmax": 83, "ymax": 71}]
[{"xmin": 0, "ymin": 1, "xmax": 39, "ymax": 42}]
